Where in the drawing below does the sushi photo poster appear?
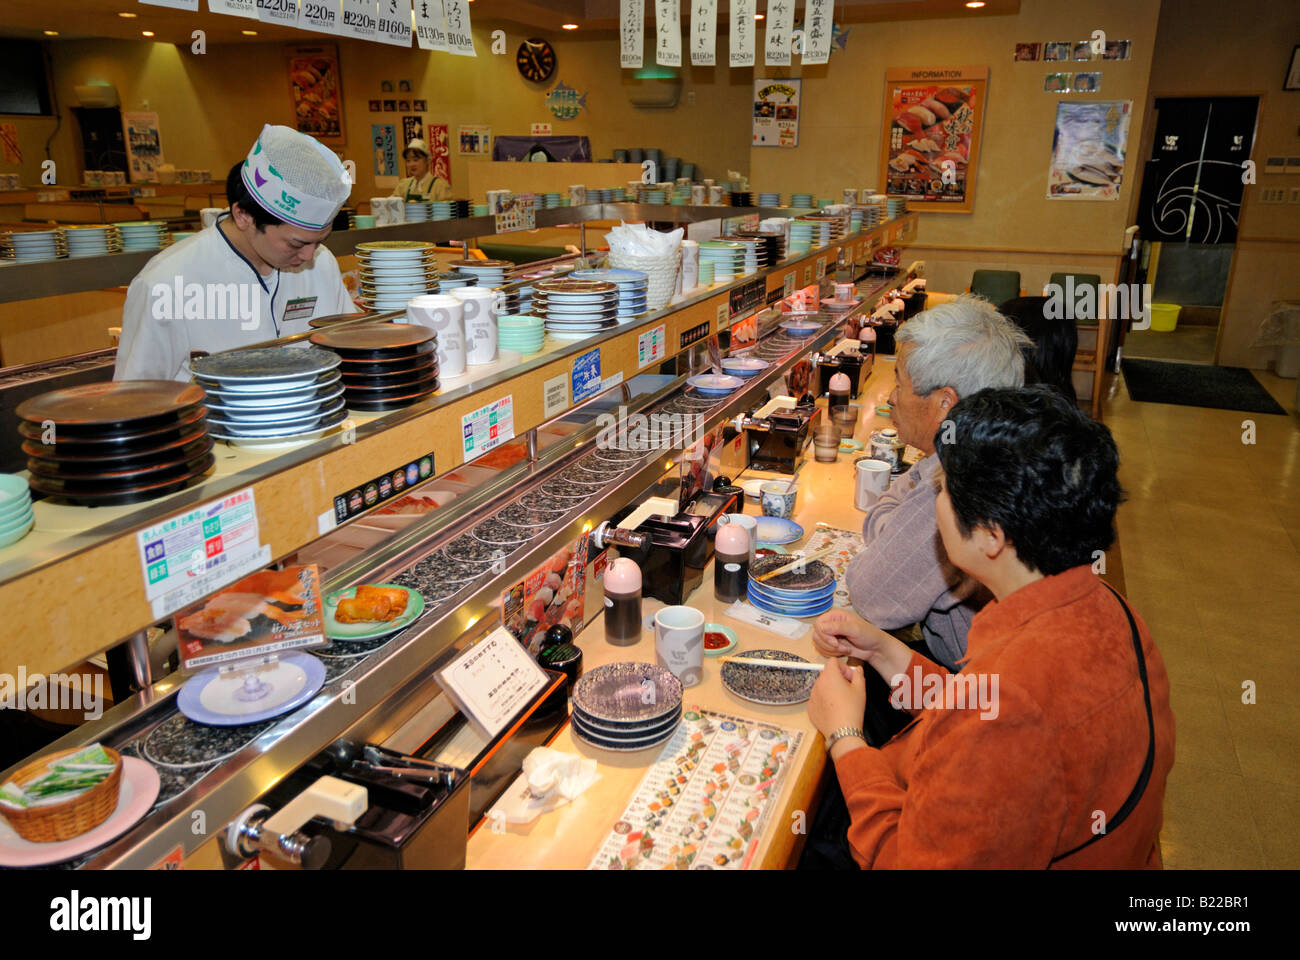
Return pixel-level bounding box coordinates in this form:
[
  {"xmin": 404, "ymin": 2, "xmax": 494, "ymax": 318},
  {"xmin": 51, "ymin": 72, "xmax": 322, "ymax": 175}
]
[
  {"xmin": 502, "ymin": 537, "xmax": 590, "ymax": 656},
  {"xmin": 1046, "ymin": 100, "xmax": 1132, "ymax": 200},
  {"xmin": 878, "ymin": 66, "xmax": 988, "ymax": 214}
]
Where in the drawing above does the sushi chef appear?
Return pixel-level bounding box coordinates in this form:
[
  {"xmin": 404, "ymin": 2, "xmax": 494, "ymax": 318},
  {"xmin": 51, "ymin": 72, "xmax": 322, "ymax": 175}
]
[
  {"xmin": 391, "ymin": 138, "xmax": 451, "ymax": 202},
  {"xmin": 114, "ymin": 124, "xmax": 357, "ymax": 382}
]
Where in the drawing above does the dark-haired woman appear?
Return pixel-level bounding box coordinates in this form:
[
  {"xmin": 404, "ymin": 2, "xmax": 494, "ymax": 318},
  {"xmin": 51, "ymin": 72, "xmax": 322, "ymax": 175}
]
[
  {"xmin": 115, "ymin": 125, "xmax": 356, "ymax": 381},
  {"xmin": 998, "ymin": 296, "xmax": 1078, "ymax": 404},
  {"xmin": 806, "ymin": 386, "xmax": 1175, "ymax": 868}
]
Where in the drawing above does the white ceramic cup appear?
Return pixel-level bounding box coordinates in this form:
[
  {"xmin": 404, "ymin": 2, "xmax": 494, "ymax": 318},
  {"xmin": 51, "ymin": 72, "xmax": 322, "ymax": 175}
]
[
  {"xmin": 408, "ymin": 294, "xmax": 465, "ymax": 376},
  {"xmin": 449, "ymin": 287, "xmax": 498, "ymax": 365},
  {"xmin": 654, "ymin": 605, "xmax": 704, "ymax": 688},
  {"xmin": 855, "ymin": 458, "xmax": 892, "ymax": 510}
]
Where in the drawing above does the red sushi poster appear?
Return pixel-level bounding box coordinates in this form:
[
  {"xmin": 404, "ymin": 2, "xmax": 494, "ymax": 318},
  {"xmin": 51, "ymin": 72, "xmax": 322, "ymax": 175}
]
[
  {"xmin": 879, "ymin": 66, "xmax": 988, "ymax": 213},
  {"xmin": 501, "ymin": 537, "xmax": 590, "ymax": 656}
]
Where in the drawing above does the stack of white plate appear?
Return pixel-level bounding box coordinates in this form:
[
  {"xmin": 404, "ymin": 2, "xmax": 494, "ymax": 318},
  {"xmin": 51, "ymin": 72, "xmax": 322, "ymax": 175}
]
[
  {"xmin": 404, "ymin": 201, "xmax": 431, "ymax": 222},
  {"xmin": 570, "ymin": 268, "xmax": 648, "ymax": 321},
  {"xmin": 449, "ymin": 259, "xmax": 510, "ymax": 288},
  {"xmin": 532, "ymin": 278, "xmax": 619, "ymax": 340},
  {"xmin": 430, "ymin": 201, "xmax": 457, "ymax": 221},
  {"xmin": 569, "ymin": 662, "xmax": 683, "ymax": 752},
  {"xmin": 698, "ymin": 240, "xmax": 744, "ymax": 281},
  {"xmin": 1, "ymin": 229, "xmax": 67, "ymax": 261},
  {"xmin": 192, "ymin": 347, "xmax": 346, "ymax": 448},
  {"xmin": 62, "ymin": 225, "xmax": 122, "ymax": 259},
  {"xmin": 117, "ymin": 221, "xmax": 170, "ymax": 252},
  {"xmin": 355, "ymin": 240, "xmax": 439, "ymax": 311}
]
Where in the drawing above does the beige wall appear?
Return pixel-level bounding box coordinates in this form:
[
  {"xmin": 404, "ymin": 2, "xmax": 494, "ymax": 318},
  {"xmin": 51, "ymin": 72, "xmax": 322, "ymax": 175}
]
[{"xmin": 1145, "ymin": 0, "xmax": 1300, "ymax": 370}]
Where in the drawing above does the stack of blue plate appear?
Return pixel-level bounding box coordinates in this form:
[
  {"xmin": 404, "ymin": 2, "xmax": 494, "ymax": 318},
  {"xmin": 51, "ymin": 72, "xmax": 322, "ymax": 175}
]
[
  {"xmin": 887, "ymin": 198, "xmax": 907, "ymax": 218},
  {"xmin": 117, "ymin": 221, "xmax": 170, "ymax": 251},
  {"xmin": 435, "ymin": 270, "xmax": 476, "ymax": 290},
  {"xmin": 543, "ymin": 193, "xmax": 562, "ymax": 209},
  {"xmin": 498, "ymin": 314, "xmax": 545, "ymax": 354},
  {"xmin": 570, "ymin": 268, "xmax": 648, "ymax": 321},
  {"xmin": 0, "ymin": 474, "xmax": 35, "ymax": 548},
  {"xmin": 641, "ymin": 188, "xmax": 667, "ymax": 204},
  {"xmin": 404, "ymin": 201, "xmax": 431, "ymax": 222},
  {"xmin": 450, "ymin": 259, "xmax": 510, "ymax": 288},
  {"xmin": 758, "ymin": 192, "xmax": 781, "ymax": 206},
  {"xmin": 746, "ymin": 554, "xmax": 835, "ymax": 618},
  {"xmin": 570, "ymin": 662, "xmax": 683, "ymax": 752},
  {"xmin": 790, "ymin": 193, "xmax": 814, "ymax": 208},
  {"xmin": 430, "ymin": 201, "xmax": 457, "ymax": 221}
]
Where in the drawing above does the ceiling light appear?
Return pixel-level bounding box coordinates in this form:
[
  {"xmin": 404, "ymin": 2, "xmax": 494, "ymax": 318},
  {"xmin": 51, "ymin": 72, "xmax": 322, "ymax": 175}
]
[
  {"xmin": 43, "ymin": 30, "xmax": 58, "ymax": 36},
  {"xmin": 562, "ymin": 23, "xmax": 579, "ymax": 30},
  {"xmin": 142, "ymin": 30, "xmax": 155, "ymax": 37},
  {"xmin": 241, "ymin": 29, "xmax": 258, "ymax": 36},
  {"xmin": 118, "ymin": 11, "xmax": 137, "ymax": 17},
  {"xmin": 965, "ymin": 1, "xmax": 986, "ymax": 7}
]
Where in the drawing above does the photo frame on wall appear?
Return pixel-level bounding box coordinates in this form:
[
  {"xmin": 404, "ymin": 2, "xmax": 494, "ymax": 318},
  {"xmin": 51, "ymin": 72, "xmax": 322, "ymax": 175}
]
[
  {"xmin": 286, "ymin": 44, "xmax": 345, "ymax": 146},
  {"xmin": 879, "ymin": 65, "xmax": 988, "ymax": 214}
]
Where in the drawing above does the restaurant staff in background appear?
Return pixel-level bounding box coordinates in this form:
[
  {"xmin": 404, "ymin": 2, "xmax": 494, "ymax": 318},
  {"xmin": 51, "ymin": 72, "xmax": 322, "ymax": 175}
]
[
  {"xmin": 114, "ymin": 124, "xmax": 356, "ymax": 382},
  {"xmin": 392, "ymin": 138, "xmax": 451, "ymax": 201}
]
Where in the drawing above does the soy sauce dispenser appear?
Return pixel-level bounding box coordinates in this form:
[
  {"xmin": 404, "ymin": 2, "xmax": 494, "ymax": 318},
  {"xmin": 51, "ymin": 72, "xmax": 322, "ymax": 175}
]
[
  {"xmin": 829, "ymin": 371, "xmax": 852, "ymax": 410},
  {"xmin": 603, "ymin": 557, "xmax": 643, "ymax": 646},
  {"xmin": 714, "ymin": 523, "xmax": 750, "ymax": 603}
]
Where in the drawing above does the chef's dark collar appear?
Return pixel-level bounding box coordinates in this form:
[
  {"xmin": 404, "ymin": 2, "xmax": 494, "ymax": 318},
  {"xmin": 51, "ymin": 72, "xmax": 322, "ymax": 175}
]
[{"xmin": 216, "ymin": 213, "xmax": 277, "ymax": 295}]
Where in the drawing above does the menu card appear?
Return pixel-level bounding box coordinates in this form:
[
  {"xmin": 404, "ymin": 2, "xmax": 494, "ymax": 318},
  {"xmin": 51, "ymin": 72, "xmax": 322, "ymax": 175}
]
[{"xmin": 437, "ymin": 627, "xmax": 550, "ymax": 739}]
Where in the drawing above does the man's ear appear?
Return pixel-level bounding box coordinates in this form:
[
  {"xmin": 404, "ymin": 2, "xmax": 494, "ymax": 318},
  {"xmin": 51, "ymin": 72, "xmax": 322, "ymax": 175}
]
[
  {"xmin": 936, "ymin": 386, "xmax": 960, "ymax": 412},
  {"xmin": 229, "ymin": 202, "xmax": 252, "ymax": 230},
  {"xmin": 976, "ymin": 522, "xmax": 1009, "ymax": 561}
]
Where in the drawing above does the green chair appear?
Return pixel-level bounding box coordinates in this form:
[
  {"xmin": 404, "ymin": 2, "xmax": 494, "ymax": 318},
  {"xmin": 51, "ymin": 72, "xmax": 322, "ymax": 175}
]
[
  {"xmin": 1047, "ymin": 272, "xmax": 1103, "ymax": 324},
  {"xmin": 970, "ymin": 269, "xmax": 1021, "ymax": 305}
]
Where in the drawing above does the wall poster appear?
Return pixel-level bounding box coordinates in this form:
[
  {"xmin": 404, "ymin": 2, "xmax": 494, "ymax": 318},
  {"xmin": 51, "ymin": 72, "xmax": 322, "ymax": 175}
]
[
  {"xmin": 371, "ymin": 123, "xmax": 398, "ymax": 176},
  {"xmin": 752, "ymin": 78, "xmax": 800, "ymax": 148},
  {"xmin": 879, "ymin": 65, "xmax": 988, "ymax": 214},
  {"xmin": 287, "ymin": 44, "xmax": 346, "ymax": 146},
  {"xmin": 459, "ymin": 124, "xmax": 492, "ymax": 155},
  {"xmin": 122, "ymin": 111, "xmax": 164, "ymax": 182},
  {"xmin": 427, "ymin": 122, "xmax": 451, "ymax": 184},
  {"xmin": 1046, "ymin": 100, "xmax": 1131, "ymax": 200}
]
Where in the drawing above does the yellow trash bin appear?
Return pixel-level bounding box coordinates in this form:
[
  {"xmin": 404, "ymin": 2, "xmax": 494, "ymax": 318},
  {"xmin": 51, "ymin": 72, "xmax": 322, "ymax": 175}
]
[{"xmin": 1150, "ymin": 303, "xmax": 1181, "ymax": 332}]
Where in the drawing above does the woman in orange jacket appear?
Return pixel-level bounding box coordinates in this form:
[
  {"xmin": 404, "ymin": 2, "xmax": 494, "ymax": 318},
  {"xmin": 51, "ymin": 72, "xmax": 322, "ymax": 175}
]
[{"xmin": 808, "ymin": 386, "xmax": 1175, "ymax": 868}]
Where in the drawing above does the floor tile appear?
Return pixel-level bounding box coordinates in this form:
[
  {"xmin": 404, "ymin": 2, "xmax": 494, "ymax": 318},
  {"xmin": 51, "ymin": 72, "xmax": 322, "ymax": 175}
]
[
  {"xmin": 1242, "ymin": 776, "xmax": 1300, "ymax": 868},
  {"xmin": 1157, "ymin": 762, "xmax": 1266, "ymax": 869}
]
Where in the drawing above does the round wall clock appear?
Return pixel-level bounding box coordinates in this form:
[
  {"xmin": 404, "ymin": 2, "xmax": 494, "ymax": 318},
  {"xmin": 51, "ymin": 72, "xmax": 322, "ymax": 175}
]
[{"xmin": 517, "ymin": 38, "xmax": 557, "ymax": 83}]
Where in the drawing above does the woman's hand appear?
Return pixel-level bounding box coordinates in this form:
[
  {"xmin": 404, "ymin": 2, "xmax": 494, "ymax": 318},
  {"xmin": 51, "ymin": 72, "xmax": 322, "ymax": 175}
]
[{"xmin": 807, "ymin": 658, "xmax": 867, "ymax": 740}]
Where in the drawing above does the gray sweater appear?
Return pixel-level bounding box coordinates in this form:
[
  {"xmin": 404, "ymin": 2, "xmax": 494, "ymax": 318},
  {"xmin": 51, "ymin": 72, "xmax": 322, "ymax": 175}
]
[{"xmin": 843, "ymin": 456, "xmax": 990, "ymax": 670}]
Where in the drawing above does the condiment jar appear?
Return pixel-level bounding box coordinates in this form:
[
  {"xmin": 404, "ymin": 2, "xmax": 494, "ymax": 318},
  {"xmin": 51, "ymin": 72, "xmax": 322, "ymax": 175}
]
[
  {"xmin": 714, "ymin": 523, "xmax": 750, "ymax": 603},
  {"xmin": 603, "ymin": 557, "xmax": 643, "ymax": 646},
  {"xmin": 829, "ymin": 371, "xmax": 852, "ymax": 408}
]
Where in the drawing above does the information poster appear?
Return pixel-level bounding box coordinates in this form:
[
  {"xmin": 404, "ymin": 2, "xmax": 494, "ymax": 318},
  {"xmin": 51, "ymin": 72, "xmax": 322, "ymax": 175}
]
[
  {"xmin": 287, "ymin": 44, "xmax": 345, "ymax": 146},
  {"xmin": 299, "ymin": 0, "xmax": 339, "ymax": 33},
  {"xmin": 1046, "ymin": 100, "xmax": 1132, "ymax": 201},
  {"xmin": 371, "ymin": 123, "xmax": 398, "ymax": 175},
  {"xmin": 458, "ymin": 124, "xmax": 491, "ymax": 155},
  {"xmin": 340, "ymin": 0, "xmax": 380, "ymax": 42},
  {"xmin": 209, "ymin": 0, "xmax": 258, "ymax": 17},
  {"xmin": 879, "ymin": 65, "xmax": 987, "ymax": 213},
  {"xmin": 122, "ymin": 111, "xmax": 164, "ymax": 182},
  {"xmin": 501, "ymin": 537, "xmax": 590, "ymax": 655},
  {"xmin": 801, "ymin": 0, "xmax": 833, "ymax": 65},
  {"xmin": 462, "ymin": 395, "xmax": 515, "ymax": 458},
  {"xmin": 255, "ymin": 0, "xmax": 298, "ymax": 27},
  {"xmin": 752, "ymin": 79, "xmax": 800, "ymax": 147},
  {"xmin": 376, "ymin": 0, "xmax": 413, "ymax": 46}
]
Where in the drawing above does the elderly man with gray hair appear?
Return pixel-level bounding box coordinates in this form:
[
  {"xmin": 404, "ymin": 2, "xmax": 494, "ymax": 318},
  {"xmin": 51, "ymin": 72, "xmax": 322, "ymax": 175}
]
[{"xmin": 838, "ymin": 295, "xmax": 1032, "ymax": 671}]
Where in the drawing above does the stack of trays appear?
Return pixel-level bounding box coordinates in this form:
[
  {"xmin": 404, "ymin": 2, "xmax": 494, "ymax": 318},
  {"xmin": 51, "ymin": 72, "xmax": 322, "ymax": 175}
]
[
  {"xmin": 699, "ymin": 240, "xmax": 744, "ymax": 281},
  {"xmin": 1, "ymin": 229, "xmax": 67, "ymax": 262},
  {"xmin": 758, "ymin": 192, "xmax": 781, "ymax": 206},
  {"xmin": 729, "ymin": 191, "xmax": 753, "ymax": 207},
  {"xmin": 17, "ymin": 381, "xmax": 215, "ymax": 506},
  {"xmin": 435, "ymin": 270, "xmax": 476, "ymax": 291},
  {"xmin": 0, "ymin": 474, "xmax": 36, "ymax": 548},
  {"xmin": 431, "ymin": 200, "xmax": 458, "ymax": 221},
  {"xmin": 570, "ymin": 268, "xmax": 648, "ymax": 321},
  {"xmin": 403, "ymin": 201, "xmax": 431, "ymax": 222},
  {"xmin": 193, "ymin": 348, "xmax": 346, "ymax": 447},
  {"xmin": 310, "ymin": 322, "xmax": 438, "ymax": 412},
  {"xmin": 117, "ymin": 221, "xmax": 170, "ymax": 252},
  {"xmin": 570, "ymin": 662, "xmax": 683, "ymax": 752},
  {"xmin": 498, "ymin": 314, "xmax": 545, "ymax": 355},
  {"xmin": 790, "ymin": 193, "xmax": 815, "ymax": 208},
  {"xmin": 746, "ymin": 554, "xmax": 836, "ymax": 618},
  {"xmin": 532, "ymin": 278, "xmax": 619, "ymax": 340},
  {"xmin": 449, "ymin": 258, "xmax": 510, "ymax": 288},
  {"xmin": 356, "ymin": 240, "xmax": 439, "ymax": 311},
  {"xmin": 62, "ymin": 225, "xmax": 122, "ymax": 258}
]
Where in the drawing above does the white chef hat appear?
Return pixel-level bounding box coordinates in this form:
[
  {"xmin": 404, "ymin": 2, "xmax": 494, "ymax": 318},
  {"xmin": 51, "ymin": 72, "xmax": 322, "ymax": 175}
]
[
  {"xmin": 241, "ymin": 124, "xmax": 351, "ymax": 230},
  {"xmin": 404, "ymin": 138, "xmax": 430, "ymax": 157}
]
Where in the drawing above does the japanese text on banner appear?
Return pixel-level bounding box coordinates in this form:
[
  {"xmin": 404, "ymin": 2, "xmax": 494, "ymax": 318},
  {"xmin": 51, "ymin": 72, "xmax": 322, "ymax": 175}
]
[
  {"xmin": 376, "ymin": 0, "xmax": 412, "ymax": 45},
  {"xmin": 621, "ymin": 0, "xmax": 645, "ymax": 68},
  {"xmin": 207, "ymin": 0, "xmax": 257, "ymax": 17},
  {"xmin": 340, "ymin": 0, "xmax": 379, "ymax": 41},
  {"xmin": 138, "ymin": 0, "xmax": 200, "ymax": 10},
  {"xmin": 255, "ymin": 0, "xmax": 298, "ymax": 26},
  {"xmin": 764, "ymin": 0, "xmax": 794, "ymax": 66},
  {"xmin": 414, "ymin": 0, "xmax": 449, "ymax": 51},
  {"xmin": 299, "ymin": 0, "xmax": 339, "ymax": 33},
  {"xmin": 690, "ymin": 0, "xmax": 717, "ymax": 66},
  {"xmin": 730, "ymin": 0, "xmax": 755, "ymax": 67},
  {"xmin": 655, "ymin": 0, "xmax": 682, "ymax": 67},
  {"xmin": 443, "ymin": 0, "xmax": 475, "ymax": 55},
  {"xmin": 802, "ymin": 0, "xmax": 833, "ymax": 64}
]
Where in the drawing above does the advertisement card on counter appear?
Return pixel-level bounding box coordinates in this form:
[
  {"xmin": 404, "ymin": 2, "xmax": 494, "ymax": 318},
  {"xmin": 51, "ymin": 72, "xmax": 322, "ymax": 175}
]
[
  {"xmin": 571, "ymin": 348, "xmax": 603, "ymax": 404},
  {"xmin": 462, "ymin": 395, "xmax": 515, "ymax": 458},
  {"xmin": 638, "ymin": 324, "xmax": 667, "ymax": 368},
  {"xmin": 437, "ymin": 627, "xmax": 550, "ymax": 739},
  {"xmin": 502, "ymin": 538, "xmax": 590, "ymax": 656},
  {"xmin": 176, "ymin": 565, "xmax": 327, "ymax": 672}
]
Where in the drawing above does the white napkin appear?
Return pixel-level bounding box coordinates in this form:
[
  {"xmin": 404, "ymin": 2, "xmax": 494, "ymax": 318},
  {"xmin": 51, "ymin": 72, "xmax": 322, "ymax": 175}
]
[
  {"xmin": 605, "ymin": 222, "xmax": 684, "ymax": 258},
  {"xmin": 487, "ymin": 747, "xmax": 600, "ymax": 825},
  {"xmin": 724, "ymin": 601, "xmax": 810, "ymax": 640}
]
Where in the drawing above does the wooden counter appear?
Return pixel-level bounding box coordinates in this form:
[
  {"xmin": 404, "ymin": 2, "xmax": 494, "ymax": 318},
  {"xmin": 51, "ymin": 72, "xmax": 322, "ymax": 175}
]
[{"xmin": 466, "ymin": 356, "xmax": 901, "ymax": 870}]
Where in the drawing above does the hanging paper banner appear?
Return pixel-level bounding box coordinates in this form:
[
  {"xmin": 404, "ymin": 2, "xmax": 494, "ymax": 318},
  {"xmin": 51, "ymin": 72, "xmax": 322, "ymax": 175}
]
[
  {"xmin": 375, "ymin": 0, "xmax": 412, "ymax": 45},
  {"xmin": 428, "ymin": 123, "xmax": 451, "ymax": 183},
  {"xmin": 299, "ymin": 0, "xmax": 339, "ymax": 33},
  {"xmin": 802, "ymin": 0, "xmax": 833, "ymax": 64},
  {"xmin": 655, "ymin": 0, "xmax": 682, "ymax": 67},
  {"xmin": 764, "ymin": 0, "xmax": 794, "ymax": 67},
  {"xmin": 340, "ymin": 0, "xmax": 379, "ymax": 41},
  {"xmin": 255, "ymin": 0, "xmax": 300, "ymax": 27},
  {"xmin": 730, "ymin": 0, "xmax": 755, "ymax": 68},
  {"xmin": 443, "ymin": 0, "xmax": 475, "ymax": 56},
  {"xmin": 208, "ymin": 0, "xmax": 258, "ymax": 17},
  {"xmin": 139, "ymin": 0, "xmax": 200, "ymax": 10},
  {"xmin": 414, "ymin": 0, "xmax": 449, "ymax": 51},
  {"xmin": 690, "ymin": 0, "xmax": 716, "ymax": 66},
  {"xmin": 621, "ymin": 0, "xmax": 645, "ymax": 69}
]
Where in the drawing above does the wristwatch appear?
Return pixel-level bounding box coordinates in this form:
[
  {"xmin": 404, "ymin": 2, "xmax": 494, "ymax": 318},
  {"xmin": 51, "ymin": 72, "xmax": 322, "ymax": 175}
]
[{"xmin": 825, "ymin": 726, "xmax": 866, "ymax": 753}]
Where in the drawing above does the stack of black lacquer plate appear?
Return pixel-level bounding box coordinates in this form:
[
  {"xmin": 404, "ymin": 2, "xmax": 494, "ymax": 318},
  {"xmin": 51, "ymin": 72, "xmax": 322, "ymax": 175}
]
[
  {"xmin": 309, "ymin": 322, "xmax": 439, "ymax": 412},
  {"xmin": 17, "ymin": 381, "xmax": 214, "ymax": 506}
]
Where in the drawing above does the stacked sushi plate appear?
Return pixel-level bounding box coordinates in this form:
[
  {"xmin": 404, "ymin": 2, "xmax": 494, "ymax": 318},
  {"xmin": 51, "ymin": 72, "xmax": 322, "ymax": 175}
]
[
  {"xmin": 698, "ymin": 240, "xmax": 745, "ymax": 281},
  {"xmin": 0, "ymin": 474, "xmax": 35, "ymax": 548},
  {"xmin": 310, "ymin": 322, "xmax": 438, "ymax": 412},
  {"xmin": 497, "ymin": 315, "xmax": 545, "ymax": 355},
  {"xmin": 569, "ymin": 268, "xmax": 648, "ymax": 321},
  {"xmin": 63, "ymin": 225, "xmax": 122, "ymax": 258},
  {"xmin": 435, "ymin": 269, "xmax": 477, "ymax": 291},
  {"xmin": 116, "ymin": 221, "xmax": 170, "ymax": 252},
  {"xmin": 790, "ymin": 193, "xmax": 815, "ymax": 208},
  {"xmin": 356, "ymin": 240, "xmax": 439, "ymax": 311},
  {"xmin": 570, "ymin": 662, "xmax": 683, "ymax": 752},
  {"xmin": 532, "ymin": 278, "xmax": 620, "ymax": 340},
  {"xmin": 404, "ymin": 201, "xmax": 431, "ymax": 222},
  {"xmin": 757, "ymin": 192, "xmax": 781, "ymax": 206},
  {"xmin": 449, "ymin": 258, "xmax": 511, "ymax": 288},
  {"xmin": 430, "ymin": 200, "xmax": 459, "ymax": 221},
  {"xmin": 1, "ymin": 229, "xmax": 67, "ymax": 262},
  {"xmin": 17, "ymin": 381, "xmax": 214, "ymax": 506},
  {"xmin": 746, "ymin": 554, "xmax": 836, "ymax": 618},
  {"xmin": 718, "ymin": 235, "xmax": 764, "ymax": 274},
  {"xmin": 193, "ymin": 347, "xmax": 346, "ymax": 448}
]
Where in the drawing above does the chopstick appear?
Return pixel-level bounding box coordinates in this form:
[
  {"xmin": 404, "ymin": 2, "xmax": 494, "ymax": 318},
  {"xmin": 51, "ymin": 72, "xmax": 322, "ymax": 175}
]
[
  {"xmin": 752, "ymin": 545, "xmax": 840, "ymax": 582},
  {"xmin": 719, "ymin": 657, "xmax": 825, "ymax": 672}
]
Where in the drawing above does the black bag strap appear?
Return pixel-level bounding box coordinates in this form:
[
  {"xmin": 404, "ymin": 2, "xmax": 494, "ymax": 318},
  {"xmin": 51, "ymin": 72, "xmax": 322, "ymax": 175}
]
[{"xmin": 1049, "ymin": 581, "xmax": 1156, "ymax": 865}]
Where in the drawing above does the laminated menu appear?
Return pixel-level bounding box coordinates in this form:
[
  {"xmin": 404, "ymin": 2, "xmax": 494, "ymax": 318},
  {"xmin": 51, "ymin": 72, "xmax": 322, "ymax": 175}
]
[
  {"xmin": 802, "ymin": 524, "xmax": 866, "ymax": 609},
  {"xmin": 587, "ymin": 708, "xmax": 804, "ymax": 870}
]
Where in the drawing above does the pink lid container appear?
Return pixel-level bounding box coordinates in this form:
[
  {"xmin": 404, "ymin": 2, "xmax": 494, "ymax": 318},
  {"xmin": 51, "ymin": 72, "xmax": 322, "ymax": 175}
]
[{"xmin": 605, "ymin": 556, "xmax": 642, "ymax": 594}]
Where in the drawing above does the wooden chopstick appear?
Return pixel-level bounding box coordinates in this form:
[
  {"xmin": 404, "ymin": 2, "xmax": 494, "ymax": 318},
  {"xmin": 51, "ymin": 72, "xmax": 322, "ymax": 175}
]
[
  {"xmin": 719, "ymin": 657, "xmax": 825, "ymax": 672},
  {"xmin": 752, "ymin": 545, "xmax": 840, "ymax": 582}
]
